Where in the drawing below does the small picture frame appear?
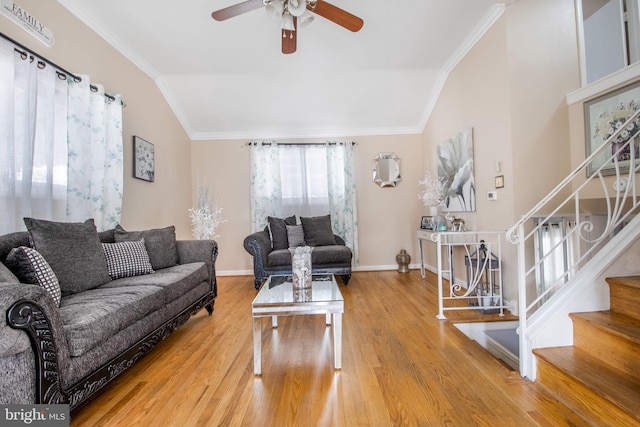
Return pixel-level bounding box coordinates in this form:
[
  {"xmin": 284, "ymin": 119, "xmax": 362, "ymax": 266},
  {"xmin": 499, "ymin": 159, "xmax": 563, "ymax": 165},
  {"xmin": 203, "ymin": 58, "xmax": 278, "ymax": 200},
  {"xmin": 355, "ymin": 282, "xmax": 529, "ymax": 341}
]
[
  {"xmin": 134, "ymin": 136, "xmax": 154, "ymax": 182},
  {"xmin": 495, "ymin": 175, "xmax": 504, "ymax": 189},
  {"xmin": 420, "ymin": 216, "xmax": 434, "ymax": 230}
]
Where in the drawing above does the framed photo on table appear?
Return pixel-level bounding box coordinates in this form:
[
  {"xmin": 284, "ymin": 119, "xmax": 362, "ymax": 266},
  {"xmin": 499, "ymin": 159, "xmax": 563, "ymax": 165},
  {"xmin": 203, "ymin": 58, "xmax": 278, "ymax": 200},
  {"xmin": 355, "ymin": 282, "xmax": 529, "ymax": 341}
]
[
  {"xmin": 134, "ymin": 136, "xmax": 155, "ymax": 182},
  {"xmin": 420, "ymin": 216, "xmax": 434, "ymax": 230},
  {"xmin": 584, "ymin": 80, "xmax": 640, "ymax": 177}
]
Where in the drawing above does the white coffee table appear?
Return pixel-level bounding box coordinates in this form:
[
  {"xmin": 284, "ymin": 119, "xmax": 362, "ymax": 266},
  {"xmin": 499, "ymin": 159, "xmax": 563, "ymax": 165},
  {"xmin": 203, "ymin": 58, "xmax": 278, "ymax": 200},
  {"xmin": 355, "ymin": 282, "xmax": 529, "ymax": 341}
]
[{"xmin": 251, "ymin": 274, "xmax": 344, "ymax": 375}]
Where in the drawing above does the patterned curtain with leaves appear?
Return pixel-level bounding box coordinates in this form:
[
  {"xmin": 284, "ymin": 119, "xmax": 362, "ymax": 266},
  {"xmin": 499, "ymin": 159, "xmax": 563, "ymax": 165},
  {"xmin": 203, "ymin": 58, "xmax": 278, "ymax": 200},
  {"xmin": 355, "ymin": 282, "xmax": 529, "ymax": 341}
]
[
  {"xmin": 250, "ymin": 142, "xmax": 282, "ymax": 233},
  {"xmin": 66, "ymin": 75, "xmax": 123, "ymax": 230},
  {"xmin": 326, "ymin": 142, "xmax": 358, "ymax": 263}
]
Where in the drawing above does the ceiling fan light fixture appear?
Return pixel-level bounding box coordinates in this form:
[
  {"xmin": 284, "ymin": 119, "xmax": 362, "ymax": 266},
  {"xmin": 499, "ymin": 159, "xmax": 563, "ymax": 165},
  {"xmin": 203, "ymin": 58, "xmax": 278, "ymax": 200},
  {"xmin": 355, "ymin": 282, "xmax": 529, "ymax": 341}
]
[
  {"xmin": 288, "ymin": 0, "xmax": 307, "ymax": 17},
  {"xmin": 298, "ymin": 10, "xmax": 314, "ymax": 28},
  {"xmin": 281, "ymin": 12, "xmax": 295, "ymax": 31},
  {"xmin": 265, "ymin": 0, "xmax": 285, "ymax": 22}
]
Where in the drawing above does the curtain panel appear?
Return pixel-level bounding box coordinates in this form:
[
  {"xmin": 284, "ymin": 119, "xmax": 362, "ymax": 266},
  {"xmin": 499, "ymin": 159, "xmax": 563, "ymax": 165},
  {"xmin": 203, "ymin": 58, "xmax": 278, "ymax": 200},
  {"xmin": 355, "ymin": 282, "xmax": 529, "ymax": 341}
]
[
  {"xmin": 0, "ymin": 37, "xmax": 123, "ymax": 234},
  {"xmin": 67, "ymin": 76, "xmax": 123, "ymax": 229}
]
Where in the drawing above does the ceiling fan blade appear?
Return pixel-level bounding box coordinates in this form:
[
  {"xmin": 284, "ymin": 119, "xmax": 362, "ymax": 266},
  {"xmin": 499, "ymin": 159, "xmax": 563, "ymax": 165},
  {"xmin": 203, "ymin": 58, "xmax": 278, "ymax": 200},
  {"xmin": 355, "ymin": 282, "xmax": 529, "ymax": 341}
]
[
  {"xmin": 309, "ymin": 1, "xmax": 363, "ymax": 32},
  {"xmin": 282, "ymin": 18, "xmax": 297, "ymax": 54},
  {"xmin": 212, "ymin": 0, "xmax": 264, "ymax": 21}
]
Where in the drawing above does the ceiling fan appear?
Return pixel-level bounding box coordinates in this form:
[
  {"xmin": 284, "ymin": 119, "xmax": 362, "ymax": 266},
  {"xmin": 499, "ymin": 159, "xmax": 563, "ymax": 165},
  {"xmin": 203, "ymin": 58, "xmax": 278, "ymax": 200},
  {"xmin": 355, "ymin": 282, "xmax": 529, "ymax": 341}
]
[{"xmin": 211, "ymin": 0, "xmax": 363, "ymax": 54}]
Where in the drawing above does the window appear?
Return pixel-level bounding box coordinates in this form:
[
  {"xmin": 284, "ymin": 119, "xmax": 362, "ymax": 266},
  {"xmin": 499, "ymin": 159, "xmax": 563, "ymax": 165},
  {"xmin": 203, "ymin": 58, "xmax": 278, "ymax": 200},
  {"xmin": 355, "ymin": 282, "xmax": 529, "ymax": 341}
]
[
  {"xmin": 279, "ymin": 145, "xmax": 330, "ymax": 216},
  {"xmin": 579, "ymin": 0, "xmax": 640, "ymax": 84},
  {"xmin": 249, "ymin": 141, "xmax": 359, "ymax": 262}
]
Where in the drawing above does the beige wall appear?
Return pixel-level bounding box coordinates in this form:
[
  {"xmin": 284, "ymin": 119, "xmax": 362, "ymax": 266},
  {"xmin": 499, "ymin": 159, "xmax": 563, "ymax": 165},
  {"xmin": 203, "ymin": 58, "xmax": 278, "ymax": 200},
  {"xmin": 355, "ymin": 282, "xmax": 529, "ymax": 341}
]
[
  {"xmin": 506, "ymin": 0, "xmax": 581, "ymax": 215},
  {"xmin": 2, "ymin": 0, "xmax": 587, "ymax": 283},
  {"xmin": 0, "ymin": 1, "xmax": 193, "ymax": 236},
  {"xmin": 191, "ymin": 135, "xmax": 424, "ymax": 273},
  {"xmin": 420, "ymin": 0, "xmax": 580, "ymax": 304}
]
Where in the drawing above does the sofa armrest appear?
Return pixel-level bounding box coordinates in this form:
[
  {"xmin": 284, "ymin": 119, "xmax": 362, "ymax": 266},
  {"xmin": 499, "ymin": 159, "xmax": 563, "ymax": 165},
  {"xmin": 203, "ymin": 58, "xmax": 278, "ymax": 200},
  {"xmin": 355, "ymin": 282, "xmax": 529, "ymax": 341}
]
[
  {"xmin": 176, "ymin": 239, "xmax": 218, "ymax": 265},
  {"xmin": 1, "ymin": 282, "xmax": 72, "ymax": 405},
  {"xmin": 176, "ymin": 240, "xmax": 218, "ymax": 297},
  {"xmin": 0, "ymin": 283, "xmax": 35, "ymax": 357},
  {"xmin": 243, "ymin": 230, "xmax": 272, "ymax": 258}
]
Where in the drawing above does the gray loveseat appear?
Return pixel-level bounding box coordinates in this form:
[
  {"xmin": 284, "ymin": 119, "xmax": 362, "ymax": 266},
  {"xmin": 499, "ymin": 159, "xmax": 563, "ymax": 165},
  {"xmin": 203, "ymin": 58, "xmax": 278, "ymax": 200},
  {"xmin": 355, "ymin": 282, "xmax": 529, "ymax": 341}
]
[
  {"xmin": 244, "ymin": 215, "xmax": 352, "ymax": 289},
  {"xmin": 0, "ymin": 219, "xmax": 217, "ymax": 413}
]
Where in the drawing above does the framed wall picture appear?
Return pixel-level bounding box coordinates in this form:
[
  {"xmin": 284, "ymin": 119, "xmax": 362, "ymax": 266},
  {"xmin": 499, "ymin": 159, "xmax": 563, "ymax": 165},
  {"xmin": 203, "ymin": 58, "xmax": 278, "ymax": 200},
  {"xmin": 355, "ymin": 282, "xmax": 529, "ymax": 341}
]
[
  {"xmin": 134, "ymin": 136, "xmax": 155, "ymax": 182},
  {"xmin": 420, "ymin": 216, "xmax": 434, "ymax": 230},
  {"xmin": 437, "ymin": 128, "xmax": 475, "ymax": 212},
  {"xmin": 584, "ymin": 80, "xmax": 640, "ymax": 177}
]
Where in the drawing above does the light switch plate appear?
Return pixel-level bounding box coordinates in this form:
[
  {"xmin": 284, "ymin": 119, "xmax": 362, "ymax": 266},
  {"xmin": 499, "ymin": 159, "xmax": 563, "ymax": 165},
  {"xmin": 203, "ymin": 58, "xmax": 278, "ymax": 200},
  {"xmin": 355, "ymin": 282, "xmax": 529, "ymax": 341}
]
[{"xmin": 487, "ymin": 191, "xmax": 498, "ymax": 201}]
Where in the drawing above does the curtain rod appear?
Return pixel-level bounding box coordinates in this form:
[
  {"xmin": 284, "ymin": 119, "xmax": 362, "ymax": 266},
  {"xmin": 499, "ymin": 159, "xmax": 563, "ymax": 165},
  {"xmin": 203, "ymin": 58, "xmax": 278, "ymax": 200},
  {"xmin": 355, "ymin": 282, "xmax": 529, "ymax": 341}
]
[
  {"xmin": 0, "ymin": 32, "xmax": 124, "ymax": 106},
  {"xmin": 245, "ymin": 141, "xmax": 357, "ymax": 147}
]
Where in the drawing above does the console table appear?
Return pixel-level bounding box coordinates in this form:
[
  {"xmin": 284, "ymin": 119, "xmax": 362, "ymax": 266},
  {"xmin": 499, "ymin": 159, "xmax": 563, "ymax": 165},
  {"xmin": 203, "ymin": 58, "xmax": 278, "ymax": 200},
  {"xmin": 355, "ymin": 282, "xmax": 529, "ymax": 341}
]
[{"xmin": 417, "ymin": 229, "xmax": 506, "ymax": 319}]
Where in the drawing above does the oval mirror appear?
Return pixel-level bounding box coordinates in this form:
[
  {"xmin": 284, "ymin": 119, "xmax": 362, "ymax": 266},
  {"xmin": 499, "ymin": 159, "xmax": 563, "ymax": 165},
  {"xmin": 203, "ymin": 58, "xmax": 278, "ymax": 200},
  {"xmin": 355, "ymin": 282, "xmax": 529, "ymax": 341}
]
[{"xmin": 373, "ymin": 152, "xmax": 402, "ymax": 187}]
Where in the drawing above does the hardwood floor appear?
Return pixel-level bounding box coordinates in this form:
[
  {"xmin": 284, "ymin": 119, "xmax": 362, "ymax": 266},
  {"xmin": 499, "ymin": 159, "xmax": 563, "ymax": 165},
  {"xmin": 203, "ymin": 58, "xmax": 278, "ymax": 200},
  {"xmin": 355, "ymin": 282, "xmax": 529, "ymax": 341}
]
[{"xmin": 71, "ymin": 271, "xmax": 586, "ymax": 426}]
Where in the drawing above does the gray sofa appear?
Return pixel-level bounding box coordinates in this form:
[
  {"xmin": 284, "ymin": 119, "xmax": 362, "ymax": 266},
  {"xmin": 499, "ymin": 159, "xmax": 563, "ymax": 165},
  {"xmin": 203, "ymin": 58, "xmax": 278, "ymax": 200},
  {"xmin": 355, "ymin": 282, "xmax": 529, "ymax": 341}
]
[
  {"xmin": 244, "ymin": 215, "xmax": 352, "ymax": 288},
  {"xmin": 0, "ymin": 220, "xmax": 217, "ymax": 413}
]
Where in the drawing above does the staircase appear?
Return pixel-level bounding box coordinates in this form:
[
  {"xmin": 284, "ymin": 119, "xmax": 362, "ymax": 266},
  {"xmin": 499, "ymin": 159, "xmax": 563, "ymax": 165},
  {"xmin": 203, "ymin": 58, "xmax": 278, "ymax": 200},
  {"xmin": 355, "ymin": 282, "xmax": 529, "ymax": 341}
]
[
  {"xmin": 534, "ymin": 276, "xmax": 640, "ymax": 426},
  {"xmin": 506, "ymin": 108, "xmax": 640, "ymax": 379}
]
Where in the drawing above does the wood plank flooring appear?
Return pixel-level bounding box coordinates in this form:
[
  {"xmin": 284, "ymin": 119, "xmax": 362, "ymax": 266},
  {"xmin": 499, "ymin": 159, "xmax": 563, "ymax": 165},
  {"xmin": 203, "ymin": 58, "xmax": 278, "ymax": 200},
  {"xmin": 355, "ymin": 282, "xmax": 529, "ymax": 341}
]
[{"xmin": 70, "ymin": 270, "xmax": 586, "ymax": 426}]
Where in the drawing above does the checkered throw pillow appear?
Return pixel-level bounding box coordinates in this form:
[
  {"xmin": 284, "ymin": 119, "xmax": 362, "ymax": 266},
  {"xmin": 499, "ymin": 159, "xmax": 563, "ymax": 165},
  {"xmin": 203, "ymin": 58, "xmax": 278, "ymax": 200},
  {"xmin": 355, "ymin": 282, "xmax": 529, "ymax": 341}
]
[
  {"xmin": 5, "ymin": 246, "xmax": 62, "ymax": 307},
  {"xmin": 102, "ymin": 239, "xmax": 154, "ymax": 280}
]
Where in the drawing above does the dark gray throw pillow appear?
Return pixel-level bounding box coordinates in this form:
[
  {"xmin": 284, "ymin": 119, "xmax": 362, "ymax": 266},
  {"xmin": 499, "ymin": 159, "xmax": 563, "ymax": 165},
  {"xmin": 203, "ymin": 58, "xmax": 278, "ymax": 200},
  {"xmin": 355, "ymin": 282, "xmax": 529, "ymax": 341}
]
[
  {"xmin": 300, "ymin": 215, "xmax": 337, "ymax": 246},
  {"xmin": 268, "ymin": 216, "xmax": 297, "ymax": 250},
  {"xmin": 23, "ymin": 218, "xmax": 111, "ymax": 296},
  {"xmin": 286, "ymin": 224, "xmax": 305, "ymax": 247},
  {"xmin": 114, "ymin": 225, "xmax": 179, "ymax": 270}
]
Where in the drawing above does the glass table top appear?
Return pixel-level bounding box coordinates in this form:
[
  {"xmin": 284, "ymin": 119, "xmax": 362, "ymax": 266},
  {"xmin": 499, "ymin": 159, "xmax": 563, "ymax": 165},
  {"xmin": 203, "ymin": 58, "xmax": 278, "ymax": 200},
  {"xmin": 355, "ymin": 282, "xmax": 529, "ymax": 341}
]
[{"xmin": 252, "ymin": 274, "xmax": 343, "ymax": 307}]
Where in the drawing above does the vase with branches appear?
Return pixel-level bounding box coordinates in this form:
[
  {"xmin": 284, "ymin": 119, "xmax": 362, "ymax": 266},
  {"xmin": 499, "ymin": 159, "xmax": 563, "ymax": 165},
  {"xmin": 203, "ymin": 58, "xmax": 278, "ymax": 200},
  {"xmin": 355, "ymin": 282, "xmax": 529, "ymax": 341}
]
[
  {"xmin": 189, "ymin": 186, "xmax": 227, "ymax": 240},
  {"xmin": 418, "ymin": 171, "xmax": 445, "ymax": 215}
]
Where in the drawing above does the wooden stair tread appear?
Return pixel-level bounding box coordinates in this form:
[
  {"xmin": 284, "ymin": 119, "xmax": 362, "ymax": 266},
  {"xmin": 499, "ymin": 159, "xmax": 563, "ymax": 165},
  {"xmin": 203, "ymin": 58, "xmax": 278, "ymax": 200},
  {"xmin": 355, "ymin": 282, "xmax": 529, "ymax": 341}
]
[
  {"xmin": 534, "ymin": 346, "xmax": 640, "ymax": 418},
  {"xmin": 570, "ymin": 311, "xmax": 640, "ymax": 344},
  {"xmin": 606, "ymin": 276, "xmax": 640, "ymax": 290}
]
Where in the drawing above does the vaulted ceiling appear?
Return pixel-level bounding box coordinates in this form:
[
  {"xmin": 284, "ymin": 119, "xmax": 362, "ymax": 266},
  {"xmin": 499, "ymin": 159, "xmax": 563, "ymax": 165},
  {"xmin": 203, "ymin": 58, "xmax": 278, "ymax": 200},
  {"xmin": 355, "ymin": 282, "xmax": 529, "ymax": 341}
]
[{"xmin": 57, "ymin": 0, "xmax": 505, "ymax": 140}]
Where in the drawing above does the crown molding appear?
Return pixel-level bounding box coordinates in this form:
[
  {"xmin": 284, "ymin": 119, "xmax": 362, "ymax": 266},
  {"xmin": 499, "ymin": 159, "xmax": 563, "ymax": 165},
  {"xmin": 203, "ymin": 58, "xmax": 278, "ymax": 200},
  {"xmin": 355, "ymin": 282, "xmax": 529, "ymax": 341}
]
[{"xmin": 189, "ymin": 125, "xmax": 423, "ymax": 141}]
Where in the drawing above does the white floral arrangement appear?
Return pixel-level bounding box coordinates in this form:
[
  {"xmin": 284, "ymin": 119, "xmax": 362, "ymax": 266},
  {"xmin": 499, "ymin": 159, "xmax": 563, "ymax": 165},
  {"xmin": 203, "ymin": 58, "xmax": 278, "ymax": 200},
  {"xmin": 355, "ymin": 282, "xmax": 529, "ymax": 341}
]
[
  {"xmin": 418, "ymin": 171, "xmax": 445, "ymax": 208},
  {"xmin": 189, "ymin": 186, "xmax": 227, "ymax": 240}
]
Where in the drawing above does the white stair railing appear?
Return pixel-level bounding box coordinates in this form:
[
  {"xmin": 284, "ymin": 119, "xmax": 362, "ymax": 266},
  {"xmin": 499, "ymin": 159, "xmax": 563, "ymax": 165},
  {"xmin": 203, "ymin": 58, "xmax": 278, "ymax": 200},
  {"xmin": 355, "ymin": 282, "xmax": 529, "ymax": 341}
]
[{"xmin": 506, "ymin": 108, "xmax": 640, "ymax": 378}]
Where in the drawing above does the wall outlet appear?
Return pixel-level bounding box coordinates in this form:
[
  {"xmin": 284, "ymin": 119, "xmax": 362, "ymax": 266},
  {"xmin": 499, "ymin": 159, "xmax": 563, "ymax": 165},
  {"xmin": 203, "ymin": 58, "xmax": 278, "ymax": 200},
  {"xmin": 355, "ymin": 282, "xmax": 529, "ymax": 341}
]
[{"xmin": 487, "ymin": 191, "xmax": 498, "ymax": 200}]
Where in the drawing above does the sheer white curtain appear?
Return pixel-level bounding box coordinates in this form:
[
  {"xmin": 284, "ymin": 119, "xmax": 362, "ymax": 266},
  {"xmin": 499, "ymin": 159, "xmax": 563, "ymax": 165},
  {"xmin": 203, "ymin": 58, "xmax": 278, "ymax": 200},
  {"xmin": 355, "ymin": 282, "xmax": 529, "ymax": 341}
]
[
  {"xmin": 66, "ymin": 76, "xmax": 123, "ymax": 229},
  {"xmin": 280, "ymin": 145, "xmax": 330, "ymax": 217},
  {"xmin": 541, "ymin": 224, "xmax": 565, "ymax": 293},
  {"xmin": 0, "ymin": 38, "xmax": 68, "ymax": 234},
  {"xmin": 0, "ymin": 38, "xmax": 123, "ymax": 234},
  {"xmin": 249, "ymin": 141, "xmax": 358, "ymax": 262}
]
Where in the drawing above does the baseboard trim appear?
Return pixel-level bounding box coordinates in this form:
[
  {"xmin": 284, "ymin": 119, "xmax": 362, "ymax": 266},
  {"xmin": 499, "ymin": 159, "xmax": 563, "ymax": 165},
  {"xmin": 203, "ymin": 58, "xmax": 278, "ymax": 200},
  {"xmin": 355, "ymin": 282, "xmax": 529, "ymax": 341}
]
[{"xmin": 217, "ymin": 263, "xmax": 432, "ymax": 277}]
